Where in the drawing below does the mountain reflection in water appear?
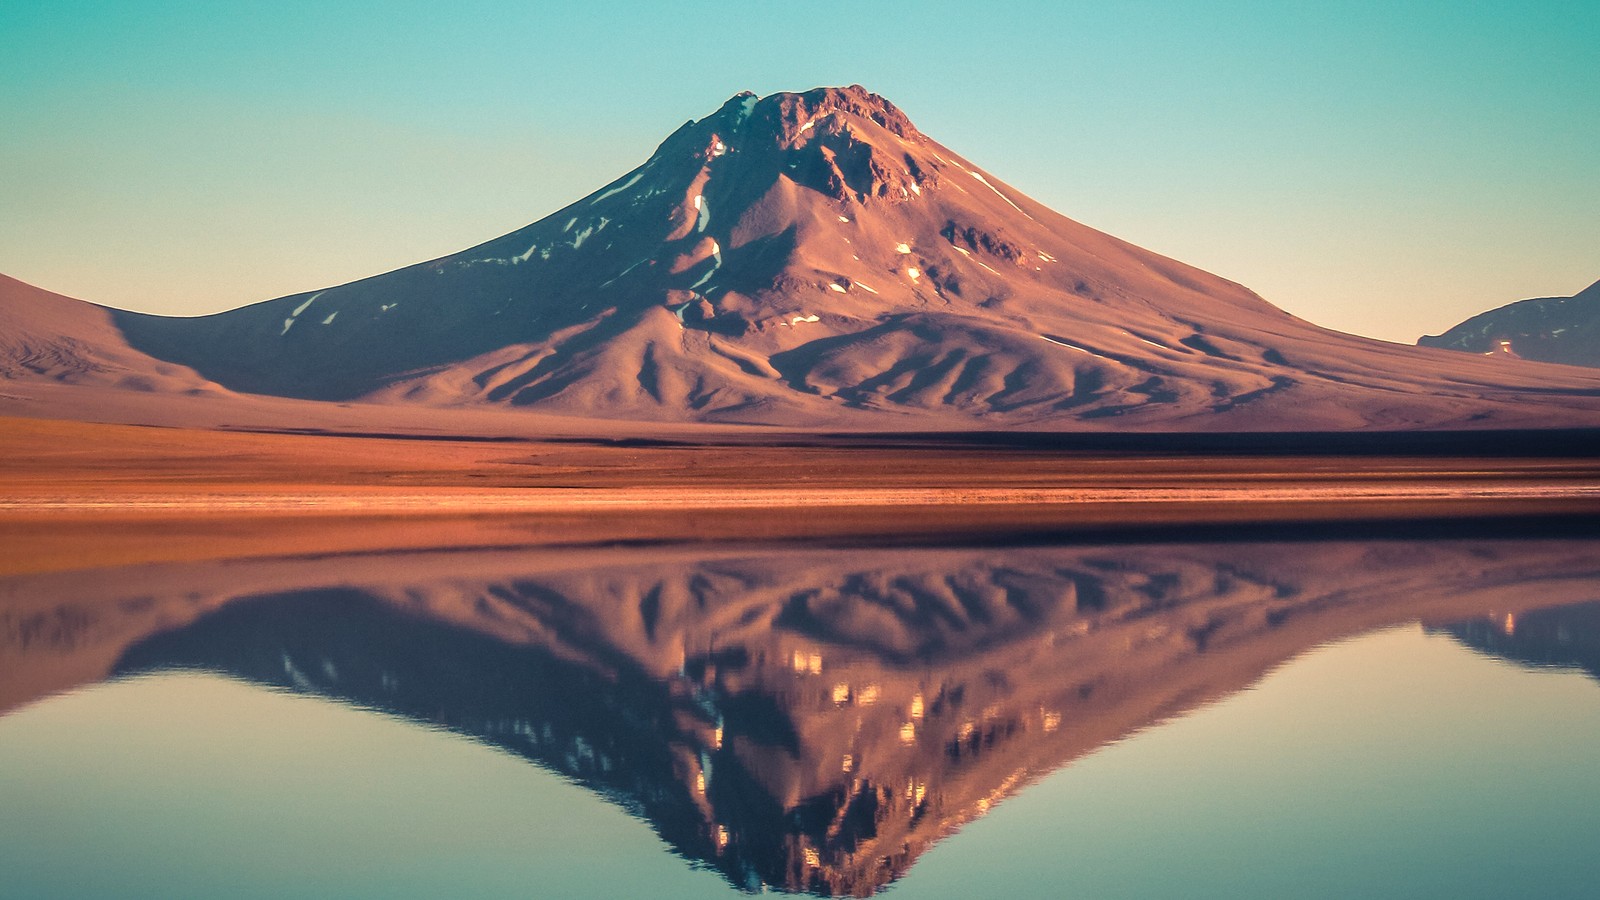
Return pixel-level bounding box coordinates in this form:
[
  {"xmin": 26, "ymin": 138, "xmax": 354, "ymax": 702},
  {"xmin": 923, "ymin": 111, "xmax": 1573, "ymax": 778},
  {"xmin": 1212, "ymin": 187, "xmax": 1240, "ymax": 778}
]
[
  {"xmin": 1430, "ymin": 600, "xmax": 1600, "ymax": 681},
  {"xmin": 5, "ymin": 533, "xmax": 1600, "ymax": 896}
]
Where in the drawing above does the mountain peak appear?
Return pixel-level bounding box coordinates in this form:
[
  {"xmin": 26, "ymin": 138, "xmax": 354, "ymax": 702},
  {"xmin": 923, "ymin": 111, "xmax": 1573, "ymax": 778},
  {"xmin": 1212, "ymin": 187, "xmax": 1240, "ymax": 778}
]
[
  {"xmin": 643, "ymin": 86, "xmax": 933, "ymax": 207},
  {"xmin": 698, "ymin": 86, "xmax": 920, "ymax": 142},
  {"xmin": 766, "ymin": 85, "xmax": 921, "ymax": 141}
]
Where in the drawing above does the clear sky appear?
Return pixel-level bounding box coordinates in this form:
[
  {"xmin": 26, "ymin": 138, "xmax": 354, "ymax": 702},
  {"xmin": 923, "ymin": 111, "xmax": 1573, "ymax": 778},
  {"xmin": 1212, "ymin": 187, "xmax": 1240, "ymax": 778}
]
[{"xmin": 2, "ymin": 1, "xmax": 1595, "ymax": 343}]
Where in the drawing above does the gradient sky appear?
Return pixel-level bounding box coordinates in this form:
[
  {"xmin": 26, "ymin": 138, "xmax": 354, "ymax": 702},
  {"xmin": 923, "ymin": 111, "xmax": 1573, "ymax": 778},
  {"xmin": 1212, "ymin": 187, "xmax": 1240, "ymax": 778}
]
[{"xmin": 2, "ymin": 1, "xmax": 1595, "ymax": 343}]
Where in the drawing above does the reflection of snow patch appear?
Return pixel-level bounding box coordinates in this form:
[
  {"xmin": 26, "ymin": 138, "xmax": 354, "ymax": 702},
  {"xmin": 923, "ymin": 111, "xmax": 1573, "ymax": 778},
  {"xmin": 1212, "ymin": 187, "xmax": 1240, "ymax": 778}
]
[
  {"xmin": 282, "ymin": 654, "xmax": 314, "ymax": 691},
  {"xmin": 513, "ymin": 242, "xmax": 539, "ymax": 264},
  {"xmin": 321, "ymin": 311, "xmax": 337, "ymax": 325},
  {"xmin": 592, "ymin": 170, "xmax": 645, "ymax": 204},
  {"xmin": 563, "ymin": 217, "xmax": 577, "ymax": 232},
  {"xmin": 695, "ymin": 196, "xmax": 710, "ymax": 232},
  {"xmin": 571, "ymin": 225, "xmax": 596, "ymax": 249},
  {"xmin": 381, "ymin": 303, "xmax": 398, "ymax": 312}
]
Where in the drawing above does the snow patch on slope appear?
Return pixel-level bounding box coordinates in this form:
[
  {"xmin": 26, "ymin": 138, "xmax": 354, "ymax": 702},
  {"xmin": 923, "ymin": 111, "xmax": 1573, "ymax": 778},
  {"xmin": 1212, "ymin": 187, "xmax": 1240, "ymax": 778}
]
[
  {"xmin": 966, "ymin": 168, "xmax": 1032, "ymax": 218},
  {"xmin": 689, "ymin": 240, "xmax": 722, "ymax": 291},
  {"xmin": 592, "ymin": 170, "xmax": 646, "ymax": 205},
  {"xmin": 694, "ymin": 195, "xmax": 710, "ymax": 233},
  {"xmin": 280, "ymin": 292, "xmax": 323, "ymax": 335}
]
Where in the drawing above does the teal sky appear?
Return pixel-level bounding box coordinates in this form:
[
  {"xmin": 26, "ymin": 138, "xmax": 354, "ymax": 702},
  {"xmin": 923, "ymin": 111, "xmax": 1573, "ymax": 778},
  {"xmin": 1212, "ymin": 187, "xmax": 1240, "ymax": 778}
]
[{"xmin": 2, "ymin": 1, "xmax": 1595, "ymax": 343}]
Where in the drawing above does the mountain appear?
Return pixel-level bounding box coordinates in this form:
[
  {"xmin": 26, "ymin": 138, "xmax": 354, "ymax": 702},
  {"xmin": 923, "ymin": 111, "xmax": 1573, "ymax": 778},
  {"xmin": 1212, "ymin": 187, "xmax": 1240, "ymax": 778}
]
[
  {"xmin": 1419, "ymin": 279, "xmax": 1600, "ymax": 369},
  {"xmin": 12, "ymin": 86, "xmax": 1600, "ymax": 430}
]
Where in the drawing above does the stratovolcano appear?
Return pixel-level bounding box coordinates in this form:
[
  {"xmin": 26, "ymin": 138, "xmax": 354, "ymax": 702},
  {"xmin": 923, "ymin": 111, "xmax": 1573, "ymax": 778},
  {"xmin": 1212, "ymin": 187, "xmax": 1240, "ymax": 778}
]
[{"xmin": 16, "ymin": 86, "xmax": 1600, "ymax": 430}]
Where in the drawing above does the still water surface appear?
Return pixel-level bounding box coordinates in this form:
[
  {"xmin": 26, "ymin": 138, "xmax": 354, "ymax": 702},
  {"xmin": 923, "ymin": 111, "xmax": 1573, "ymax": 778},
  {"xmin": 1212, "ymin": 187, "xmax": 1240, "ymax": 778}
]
[{"xmin": 2, "ymin": 533, "xmax": 1598, "ymax": 897}]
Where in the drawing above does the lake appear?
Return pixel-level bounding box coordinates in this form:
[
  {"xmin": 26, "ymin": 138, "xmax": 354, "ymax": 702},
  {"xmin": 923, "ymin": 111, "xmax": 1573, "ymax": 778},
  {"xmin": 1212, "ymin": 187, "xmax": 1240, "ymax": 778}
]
[{"xmin": 3, "ymin": 526, "xmax": 1599, "ymax": 897}]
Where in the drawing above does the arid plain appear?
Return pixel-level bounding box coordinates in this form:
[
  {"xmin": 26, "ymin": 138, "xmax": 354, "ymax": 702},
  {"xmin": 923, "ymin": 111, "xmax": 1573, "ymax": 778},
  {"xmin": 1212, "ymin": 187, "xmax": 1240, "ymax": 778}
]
[{"xmin": 6, "ymin": 404, "xmax": 1600, "ymax": 578}]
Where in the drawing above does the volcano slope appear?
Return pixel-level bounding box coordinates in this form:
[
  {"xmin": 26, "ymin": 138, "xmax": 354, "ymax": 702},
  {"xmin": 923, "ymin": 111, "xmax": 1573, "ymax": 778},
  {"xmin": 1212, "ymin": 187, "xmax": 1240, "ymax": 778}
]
[{"xmin": 87, "ymin": 86, "xmax": 1600, "ymax": 432}]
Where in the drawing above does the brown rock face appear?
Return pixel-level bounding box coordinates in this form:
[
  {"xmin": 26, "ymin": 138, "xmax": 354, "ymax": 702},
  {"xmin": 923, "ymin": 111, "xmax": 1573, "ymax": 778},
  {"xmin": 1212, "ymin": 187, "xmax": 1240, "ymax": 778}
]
[
  {"xmin": 771, "ymin": 85, "xmax": 922, "ymax": 142},
  {"xmin": 766, "ymin": 87, "xmax": 930, "ymax": 203}
]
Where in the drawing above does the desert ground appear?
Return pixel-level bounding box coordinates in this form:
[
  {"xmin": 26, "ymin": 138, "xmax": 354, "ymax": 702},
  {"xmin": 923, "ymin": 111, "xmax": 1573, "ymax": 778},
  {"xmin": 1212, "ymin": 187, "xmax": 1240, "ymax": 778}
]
[{"xmin": 4, "ymin": 411, "xmax": 1600, "ymax": 577}]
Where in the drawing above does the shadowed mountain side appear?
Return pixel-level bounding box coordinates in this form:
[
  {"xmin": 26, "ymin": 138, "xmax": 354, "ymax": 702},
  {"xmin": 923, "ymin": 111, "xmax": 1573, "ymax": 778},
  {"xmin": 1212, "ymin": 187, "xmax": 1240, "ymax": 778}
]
[
  {"xmin": 27, "ymin": 85, "xmax": 1591, "ymax": 430},
  {"xmin": 7, "ymin": 536, "xmax": 1600, "ymax": 894},
  {"xmin": 1421, "ymin": 279, "xmax": 1600, "ymax": 369}
]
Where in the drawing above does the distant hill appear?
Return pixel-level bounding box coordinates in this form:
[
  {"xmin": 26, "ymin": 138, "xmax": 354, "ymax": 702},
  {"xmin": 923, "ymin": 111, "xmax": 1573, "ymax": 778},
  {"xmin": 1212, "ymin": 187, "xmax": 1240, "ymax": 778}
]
[{"xmin": 1420, "ymin": 279, "xmax": 1600, "ymax": 368}]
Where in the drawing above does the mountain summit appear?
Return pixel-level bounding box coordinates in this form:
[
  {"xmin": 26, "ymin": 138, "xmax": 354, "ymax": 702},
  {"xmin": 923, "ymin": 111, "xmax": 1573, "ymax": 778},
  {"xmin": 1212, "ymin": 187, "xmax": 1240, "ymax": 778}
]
[{"xmin": 43, "ymin": 87, "xmax": 1600, "ymax": 428}]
